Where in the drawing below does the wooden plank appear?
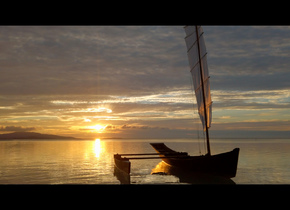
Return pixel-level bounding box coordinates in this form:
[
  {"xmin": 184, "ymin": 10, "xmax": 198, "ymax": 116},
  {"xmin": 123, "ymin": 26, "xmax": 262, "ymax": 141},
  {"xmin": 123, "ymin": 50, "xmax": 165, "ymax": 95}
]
[
  {"xmin": 117, "ymin": 152, "xmax": 178, "ymax": 156},
  {"xmin": 125, "ymin": 156, "xmax": 187, "ymax": 160}
]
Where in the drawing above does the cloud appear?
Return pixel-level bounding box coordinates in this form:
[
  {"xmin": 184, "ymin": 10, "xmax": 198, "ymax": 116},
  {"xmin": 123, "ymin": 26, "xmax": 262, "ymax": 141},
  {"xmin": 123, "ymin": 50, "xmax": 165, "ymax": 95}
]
[
  {"xmin": 105, "ymin": 125, "xmax": 115, "ymax": 129},
  {"xmin": 0, "ymin": 26, "xmax": 187, "ymax": 96},
  {"xmin": 1, "ymin": 26, "xmax": 289, "ymax": 97},
  {"xmin": 121, "ymin": 124, "xmax": 152, "ymax": 129},
  {"xmin": 0, "ymin": 125, "xmax": 36, "ymax": 132},
  {"xmin": 212, "ymin": 89, "xmax": 290, "ymax": 110},
  {"xmin": 211, "ymin": 72, "xmax": 290, "ymax": 91},
  {"xmin": 204, "ymin": 26, "xmax": 290, "ymax": 92},
  {"xmin": 0, "ymin": 26, "xmax": 289, "ymax": 138}
]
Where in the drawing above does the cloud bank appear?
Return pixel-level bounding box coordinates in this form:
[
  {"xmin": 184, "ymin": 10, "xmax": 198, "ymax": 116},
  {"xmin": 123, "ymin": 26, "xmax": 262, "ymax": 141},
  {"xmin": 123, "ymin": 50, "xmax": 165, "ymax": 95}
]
[
  {"xmin": 0, "ymin": 26, "xmax": 289, "ymax": 138},
  {"xmin": 0, "ymin": 125, "xmax": 36, "ymax": 132}
]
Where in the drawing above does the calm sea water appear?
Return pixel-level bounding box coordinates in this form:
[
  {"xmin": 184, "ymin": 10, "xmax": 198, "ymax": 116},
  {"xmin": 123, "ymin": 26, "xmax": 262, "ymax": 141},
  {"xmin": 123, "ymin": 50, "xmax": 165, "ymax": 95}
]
[{"xmin": 0, "ymin": 138, "xmax": 289, "ymax": 184}]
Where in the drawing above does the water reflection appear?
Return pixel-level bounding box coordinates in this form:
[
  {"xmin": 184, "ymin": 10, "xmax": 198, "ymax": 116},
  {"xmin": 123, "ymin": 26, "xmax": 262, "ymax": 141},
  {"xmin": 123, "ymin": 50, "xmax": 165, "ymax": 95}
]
[
  {"xmin": 0, "ymin": 140, "xmax": 120, "ymax": 184},
  {"xmin": 114, "ymin": 165, "xmax": 131, "ymax": 184},
  {"xmin": 94, "ymin": 139, "xmax": 102, "ymax": 158}
]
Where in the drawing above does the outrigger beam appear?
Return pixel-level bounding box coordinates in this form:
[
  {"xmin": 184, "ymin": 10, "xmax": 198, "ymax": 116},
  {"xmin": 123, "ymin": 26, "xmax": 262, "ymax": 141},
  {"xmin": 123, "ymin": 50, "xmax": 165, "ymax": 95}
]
[
  {"xmin": 117, "ymin": 152, "xmax": 179, "ymax": 156},
  {"xmin": 114, "ymin": 150, "xmax": 188, "ymax": 175},
  {"xmin": 123, "ymin": 156, "xmax": 187, "ymax": 160}
]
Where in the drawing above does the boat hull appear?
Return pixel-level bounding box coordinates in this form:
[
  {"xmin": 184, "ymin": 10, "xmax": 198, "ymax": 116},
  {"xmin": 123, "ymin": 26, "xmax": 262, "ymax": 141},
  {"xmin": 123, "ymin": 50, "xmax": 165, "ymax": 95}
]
[
  {"xmin": 114, "ymin": 154, "xmax": 131, "ymax": 174},
  {"xmin": 150, "ymin": 143, "xmax": 239, "ymax": 178}
]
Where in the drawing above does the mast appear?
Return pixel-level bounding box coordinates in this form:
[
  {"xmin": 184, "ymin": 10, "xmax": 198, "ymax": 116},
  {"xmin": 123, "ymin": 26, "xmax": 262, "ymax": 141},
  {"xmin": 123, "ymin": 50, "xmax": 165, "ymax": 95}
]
[{"xmin": 195, "ymin": 25, "xmax": 211, "ymax": 156}]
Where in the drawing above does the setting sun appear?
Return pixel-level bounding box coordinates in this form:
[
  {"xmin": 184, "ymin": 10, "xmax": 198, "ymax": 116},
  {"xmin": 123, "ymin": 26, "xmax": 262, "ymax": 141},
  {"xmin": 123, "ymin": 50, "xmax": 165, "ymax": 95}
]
[{"xmin": 91, "ymin": 124, "xmax": 107, "ymax": 133}]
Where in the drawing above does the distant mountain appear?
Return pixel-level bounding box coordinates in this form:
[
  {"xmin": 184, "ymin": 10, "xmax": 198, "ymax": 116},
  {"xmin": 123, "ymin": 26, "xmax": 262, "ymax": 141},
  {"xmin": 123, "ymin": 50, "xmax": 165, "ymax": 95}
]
[{"xmin": 0, "ymin": 132, "xmax": 80, "ymax": 140}]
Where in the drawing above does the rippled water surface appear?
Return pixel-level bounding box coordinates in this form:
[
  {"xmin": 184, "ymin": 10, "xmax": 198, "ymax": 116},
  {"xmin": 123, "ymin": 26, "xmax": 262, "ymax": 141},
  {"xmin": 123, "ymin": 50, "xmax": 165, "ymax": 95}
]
[{"xmin": 0, "ymin": 139, "xmax": 289, "ymax": 184}]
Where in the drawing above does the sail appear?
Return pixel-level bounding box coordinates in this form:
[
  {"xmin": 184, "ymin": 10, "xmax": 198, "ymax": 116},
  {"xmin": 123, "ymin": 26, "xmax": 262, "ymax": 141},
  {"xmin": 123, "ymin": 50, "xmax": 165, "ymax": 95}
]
[{"xmin": 184, "ymin": 26, "xmax": 212, "ymax": 131}]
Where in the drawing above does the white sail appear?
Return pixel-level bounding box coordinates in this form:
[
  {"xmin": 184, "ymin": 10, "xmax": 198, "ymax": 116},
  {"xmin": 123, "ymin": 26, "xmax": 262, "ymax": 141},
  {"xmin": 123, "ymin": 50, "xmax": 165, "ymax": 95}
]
[{"xmin": 184, "ymin": 26, "xmax": 212, "ymax": 131}]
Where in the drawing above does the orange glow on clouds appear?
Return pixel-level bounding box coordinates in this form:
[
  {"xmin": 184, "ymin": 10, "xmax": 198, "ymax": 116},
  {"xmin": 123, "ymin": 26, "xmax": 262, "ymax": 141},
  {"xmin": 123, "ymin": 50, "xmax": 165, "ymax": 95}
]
[
  {"xmin": 69, "ymin": 124, "xmax": 109, "ymax": 136},
  {"xmin": 89, "ymin": 124, "xmax": 107, "ymax": 133}
]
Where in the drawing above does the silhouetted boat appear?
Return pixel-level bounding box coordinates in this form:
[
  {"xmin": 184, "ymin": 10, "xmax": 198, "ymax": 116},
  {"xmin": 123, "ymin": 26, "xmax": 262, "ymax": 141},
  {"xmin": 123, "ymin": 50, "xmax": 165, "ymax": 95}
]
[
  {"xmin": 150, "ymin": 25, "xmax": 240, "ymax": 178},
  {"xmin": 151, "ymin": 143, "xmax": 239, "ymax": 178},
  {"xmin": 114, "ymin": 154, "xmax": 131, "ymax": 174},
  {"xmin": 151, "ymin": 160, "xmax": 236, "ymax": 184},
  {"xmin": 113, "ymin": 26, "xmax": 240, "ymax": 178}
]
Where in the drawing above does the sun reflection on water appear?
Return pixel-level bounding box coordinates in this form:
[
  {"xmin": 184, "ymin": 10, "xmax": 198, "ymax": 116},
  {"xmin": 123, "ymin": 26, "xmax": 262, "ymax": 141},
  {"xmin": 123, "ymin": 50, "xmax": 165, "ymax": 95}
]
[{"xmin": 94, "ymin": 139, "xmax": 102, "ymax": 158}]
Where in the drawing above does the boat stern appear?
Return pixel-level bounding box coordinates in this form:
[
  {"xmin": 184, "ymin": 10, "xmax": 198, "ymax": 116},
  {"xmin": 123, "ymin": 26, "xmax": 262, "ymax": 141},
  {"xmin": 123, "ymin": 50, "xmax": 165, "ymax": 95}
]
[{"xmin": 114, "ymin": 154, "xmax": 131, "ymax": 174}]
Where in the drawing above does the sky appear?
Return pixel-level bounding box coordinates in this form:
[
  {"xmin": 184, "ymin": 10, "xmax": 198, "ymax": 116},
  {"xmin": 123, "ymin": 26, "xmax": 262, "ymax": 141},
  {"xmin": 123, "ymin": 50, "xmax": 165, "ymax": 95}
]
[{"xmin": 0, "ymin": 26, "xmax": 289, "ymax": 139}]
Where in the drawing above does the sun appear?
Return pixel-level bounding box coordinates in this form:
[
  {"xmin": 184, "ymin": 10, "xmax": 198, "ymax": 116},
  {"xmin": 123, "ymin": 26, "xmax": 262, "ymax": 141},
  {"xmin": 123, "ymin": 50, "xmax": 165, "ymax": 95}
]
[{"xmin": 91, "ymin": 124, "xmax": 107, "ymax": 133}]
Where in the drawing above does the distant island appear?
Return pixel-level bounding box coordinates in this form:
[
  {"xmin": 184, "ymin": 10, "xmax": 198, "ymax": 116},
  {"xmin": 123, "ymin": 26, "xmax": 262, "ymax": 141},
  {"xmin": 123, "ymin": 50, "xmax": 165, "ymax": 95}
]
[{"xmin": 0, "ymin": 132, "xmax": 81, "ymax": 140}]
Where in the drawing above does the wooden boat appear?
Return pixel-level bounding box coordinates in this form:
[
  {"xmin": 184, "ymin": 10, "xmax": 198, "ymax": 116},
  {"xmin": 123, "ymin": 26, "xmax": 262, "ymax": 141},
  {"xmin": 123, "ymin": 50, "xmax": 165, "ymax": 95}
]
[
  {"xmin": 114, "ymin": 154, "xmax": 131, "ymax": 174},
  {"xmin": 151, "ymin": 160, "xmax": 236, "ymax": 184},
  {"xmin": 149, "ymin": 25, "xmax": 240, "ymax": 178},
  {"xmin": 151, "ymin": 143, "xmax": 239, "ymax": 178},
  {"xmin": 113, "ymin": 26, "xmax": 240, "ymax": 179}
]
